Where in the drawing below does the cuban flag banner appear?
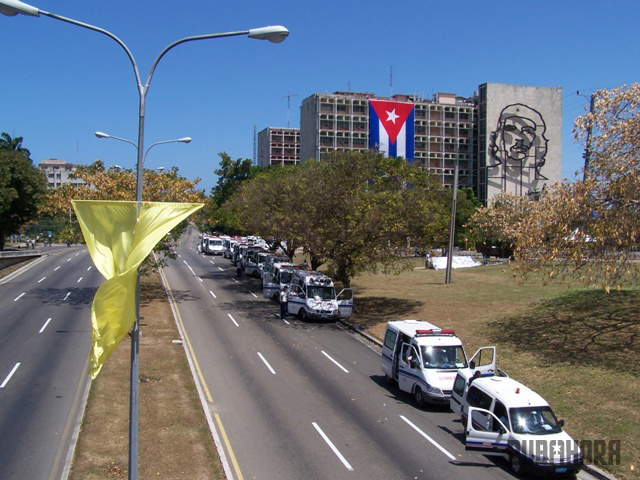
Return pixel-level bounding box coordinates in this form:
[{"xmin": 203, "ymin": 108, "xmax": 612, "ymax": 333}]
[{"xmin": 369, "ymin": 100, "xmax": 415, "ymax": 161}]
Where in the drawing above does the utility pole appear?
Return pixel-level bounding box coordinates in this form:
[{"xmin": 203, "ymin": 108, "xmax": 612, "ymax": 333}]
[
  {"xmin": 578, "ymin": 91, "xmax": 595, "ymax": 181},
  {"xmin": 445, "ymin": 160, "xmax": 459, "ymax": 284}
]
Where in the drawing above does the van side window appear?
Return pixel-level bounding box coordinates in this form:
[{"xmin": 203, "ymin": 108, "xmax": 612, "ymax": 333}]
[
  {"xmin": 383, "ymin": 330, "xmax": 397, "ymax": 350},
  {"xmin": 467, "ymin": 386, "xmax": 492, "ymax": 410},
  {"xmin": 493, "ymin": 401, "xmax": 509, "ymax": 430},
  {"xmin": 452, "ymin": 374, "xmax": 466, "ymax": 397}
]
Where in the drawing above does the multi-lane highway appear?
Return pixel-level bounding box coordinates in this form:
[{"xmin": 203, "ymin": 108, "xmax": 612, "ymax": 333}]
[
  {"xmin": 162, "ymin": 226, "xmax": 539, "ymax": 480},
  {"xmin": 0, "ymin": 246, "xmax": 95, "ymax": 480},
  {"xmin": 1, "ymin": 232, "xmax": 599, "ymax": 479}
]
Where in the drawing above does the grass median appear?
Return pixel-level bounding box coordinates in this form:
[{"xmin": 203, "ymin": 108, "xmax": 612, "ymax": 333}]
[{"xmin": 68, "ymin": 271, "xmax": 224, "ymax": 479}]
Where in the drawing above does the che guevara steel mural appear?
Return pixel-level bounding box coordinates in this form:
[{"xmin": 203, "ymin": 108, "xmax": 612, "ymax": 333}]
[{"xmin": 488, "ymin": 103, "xmax": 549, "ymax": 195}]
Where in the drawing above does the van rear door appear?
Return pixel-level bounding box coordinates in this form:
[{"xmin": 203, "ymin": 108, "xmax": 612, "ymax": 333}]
[
  {"xmin": 468, "ymin": 346, "xmax": 497, "ymax": 377},
  {"xmin": 336, "ymin": 288, "xmax": 354, "ymax": 318}
]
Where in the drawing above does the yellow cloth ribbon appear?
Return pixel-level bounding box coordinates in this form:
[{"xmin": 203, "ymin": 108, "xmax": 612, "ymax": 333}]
[{"xmin": 72, "ymin": 200, "xmax": 203, "ymax": 378}]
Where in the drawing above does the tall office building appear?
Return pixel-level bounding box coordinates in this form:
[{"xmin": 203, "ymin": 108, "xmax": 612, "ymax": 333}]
[
  {"xmin": 298, "ymin": 83, "xmax": 562, "ymax": 203},
  {"xmin": 257, "ymin": 127, "xmax": 300, "ymax": 167},
  {"xmin": 38, "ymin": 158, "xmax": 86, "ymax": 189}
]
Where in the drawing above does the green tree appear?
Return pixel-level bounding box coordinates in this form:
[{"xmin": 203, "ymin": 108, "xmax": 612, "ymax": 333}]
[
  {"xmin": 0, "ymin": 149, "xmax": 48, "ymax": 250},
  {"xmin": 225, "ymin": 150, "xmax": 449, "ymax": 287},
  {"xmin": 0, "ymin": 132, "xmax": 31, "ymax": 158}
]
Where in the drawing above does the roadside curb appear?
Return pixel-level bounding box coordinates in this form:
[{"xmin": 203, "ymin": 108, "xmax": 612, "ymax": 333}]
[
  {"xmin": 337, "ymin": 318, "xmax": 383, "ymax": 348},
  {"xmin": 582, "ymin": 463, "xmax": 619, "ymax": 480}
]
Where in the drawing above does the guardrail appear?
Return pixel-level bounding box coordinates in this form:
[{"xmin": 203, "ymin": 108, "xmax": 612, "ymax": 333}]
[{"xmin": 0, "ymin": 250, "xmax": 42, "ymax": 269}]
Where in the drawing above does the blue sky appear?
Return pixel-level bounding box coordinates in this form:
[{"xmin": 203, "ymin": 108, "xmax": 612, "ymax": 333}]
[{"xmin": 2, "ymin": 0, "xmax": 639, "ymax": 194}]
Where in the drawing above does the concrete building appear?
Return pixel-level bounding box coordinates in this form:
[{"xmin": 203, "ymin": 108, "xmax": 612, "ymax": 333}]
[
  {"xmin": 257, "ymin": 127, "xmax": 300, "ymax": 167},
  {"xmin": 477, "ymin": 83, "xmax": 562, "ymax": 201},
  {"xmin": 38, "ymin": 159, "xmax": 86, "ymax": 189},
  {"xmin": 298, "ymin": 83, "xmax": 562, "ymax": 203}
]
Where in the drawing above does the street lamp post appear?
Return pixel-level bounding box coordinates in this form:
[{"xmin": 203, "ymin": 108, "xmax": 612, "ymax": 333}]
[
  {"xmin": 95, "ymin": 131, "xmax": 192, "ymax": 164},
  {"xmin": 1, "ymin": 2, "xmax": 289, "ymax": 478}
]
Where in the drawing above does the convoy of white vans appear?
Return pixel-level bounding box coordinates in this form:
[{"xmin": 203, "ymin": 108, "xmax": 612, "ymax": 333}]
[
  {"xmin": 379, "ymin": 320, "xmax": 583, "ymax": 476},
  {"xmin": 197, "ymin": 232, "xmax": 583, "ymax": 477}
]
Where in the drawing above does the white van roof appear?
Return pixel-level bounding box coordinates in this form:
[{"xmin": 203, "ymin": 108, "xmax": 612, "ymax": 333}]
[
  {"xmin": 387, "ymin": 320, "xmax": 463, "ymax": 347},
  {"xmin": 472, "ymin": 376, "xmax": 549, "ymax": 409}
]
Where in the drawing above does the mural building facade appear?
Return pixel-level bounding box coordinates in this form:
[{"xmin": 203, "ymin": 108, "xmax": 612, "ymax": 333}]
[{"xmin": 293, "ymin": 82, "xmax": 563, "ymax": 203}]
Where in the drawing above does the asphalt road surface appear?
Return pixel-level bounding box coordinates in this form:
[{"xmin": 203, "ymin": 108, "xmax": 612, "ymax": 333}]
[
  {"xmin": 163, "ymin": 226, "xmax": 599, "ymax": 480},
  {"xmin": 0, "ymin": 246, "xmax": 94, "ymax": 480}
]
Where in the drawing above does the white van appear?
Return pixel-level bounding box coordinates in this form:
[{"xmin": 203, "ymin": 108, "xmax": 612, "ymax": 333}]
[
  {"xmin": 262, "ymin": 262, "xmax": 299, "ymax": 300},
  {"xmin": 287, "ymin": 269, "xmax": 354, "ymax": 320},
  {"xmin": 450, "ymin": 373, "xmax": 583, "ymax": 476},
  {"xmin": 381, "ymin": 320, "xmax": 496, "ymax": 406},
  {"xmin": 205, "ymin": 237, "xmax": 224, "ymax": 255}
]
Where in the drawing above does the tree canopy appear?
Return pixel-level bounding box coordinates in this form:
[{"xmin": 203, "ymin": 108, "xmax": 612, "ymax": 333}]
[
  {"xmin": 0, "ymin": 136, "xmax": 48, "ymax": 250},
  {"xmin": 224, "ymin": 150, "xmax": 449, "ymax": 287}
]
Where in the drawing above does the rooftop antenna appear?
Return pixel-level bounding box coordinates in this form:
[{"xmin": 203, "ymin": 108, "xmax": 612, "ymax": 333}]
[{"xmin": 282, "ymin": 93, "xmax": 298, "ymax": 128}]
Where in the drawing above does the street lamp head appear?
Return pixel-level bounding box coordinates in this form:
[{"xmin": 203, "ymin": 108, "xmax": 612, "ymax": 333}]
[
  {"xmin": 177, "ymin": 137, "xmax": 192, "ymax": 144},
  {"xmin": 248, "ymin": 25, "xmax": 289, "ymax": 43},
  {"xmin": 95, "ymin": 131, "xmax": 110, "ymax": 139},
  {"xmin": 0, "ymin": 0, "xmax": 40, "ymax": 16}
]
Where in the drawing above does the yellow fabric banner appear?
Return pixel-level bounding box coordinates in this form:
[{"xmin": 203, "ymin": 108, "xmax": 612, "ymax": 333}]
[{"xmin": 72, "ymin": 200, "xmax": 203, "ymax": 378}]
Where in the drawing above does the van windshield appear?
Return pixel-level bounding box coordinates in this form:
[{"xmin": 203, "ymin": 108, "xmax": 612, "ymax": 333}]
[
  {"xmin": 307, "ymin": 286, "xmax": 336, "ymax": 300},
  {"xmin": 509, "ymin": 407, "xmax": 562, "ymax": 435},
  {"xmin": 280, "ymin": 271, "xmax": 293, "ymax": 284},
  {"xmin": 420, "ymin": 345, "xmax": 467, "ymax": 369}
]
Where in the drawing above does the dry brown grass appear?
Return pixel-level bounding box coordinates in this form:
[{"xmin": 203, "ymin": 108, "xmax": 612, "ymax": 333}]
[
  {"xmin": 69, "ymin": 272, "xmax": 224, "ymax": 479},
  {"xmin": 348, "ymin": 260, "xmax": 639, "ymax": 479}
]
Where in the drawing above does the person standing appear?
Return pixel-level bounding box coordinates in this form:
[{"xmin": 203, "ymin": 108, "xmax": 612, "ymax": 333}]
[{"xmin": 280, "ymin": 285, "xmax": 289, "ymax": 320}]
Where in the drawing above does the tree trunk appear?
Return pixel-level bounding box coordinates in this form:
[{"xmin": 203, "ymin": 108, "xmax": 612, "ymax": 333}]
[{"xmin": 336, "ymin": 261, "xmax": 351, "ymax": 289}]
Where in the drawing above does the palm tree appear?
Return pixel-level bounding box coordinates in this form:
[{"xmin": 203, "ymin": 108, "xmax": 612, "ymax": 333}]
[{"xmin": 0, "ymin": 132, "xmax": 31, "ymax": 157}]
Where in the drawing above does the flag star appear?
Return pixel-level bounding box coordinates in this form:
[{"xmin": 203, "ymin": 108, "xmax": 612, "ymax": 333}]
[
  {"xmin": 386, "ymin": 109, "xmax": 399, "ymax": 124},
  {"xmin": 552, "ymin": 444, "xmax": 561, "ymax": 455}
]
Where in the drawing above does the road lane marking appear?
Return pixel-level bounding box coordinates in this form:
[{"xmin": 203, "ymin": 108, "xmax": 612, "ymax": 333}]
[
  {"xmin": 312, "ymin": 422, "xmax": 354, "ymax": 471},
  {"xmin": 198, "ymin": 277, "xmax": 203, "ymax": 283},
  {"xmin": 209, "ymin": 290, "xmax": 217, "ymax": 299},
  {"xmin": 232, "ymin": 278, "xmax": 238, "ymax": 283},
  {"xmin": 38, "ymin": 277, "xmax": 46, "ymax": 283},
  {"xmin": 77, "ymin": 277, "xmax": 83, "ymax": 283},
  {"xmin": 39, "ymin": 318, "xmax": 53, "ymax": 333},
  {"xmin": 250, "ymin": 292, "xmax": 257, "ymax": 298},
  {"xmin": 54, "ymin": 266, "xmax": 61, "ymax": 271},
  {"xmin": 14, "ymin": 292, "xmax": 25, "ymax": 301},
  {"xmin": 214, "ymin": 413, "xmax": 244, "ymax": 480},
  {"xmin": 218, "ymin": 267, "xmax": 224, "ymax": 272},
  {"xmin": 1, "ymin": 363, "xmax": 20, "ymax": 388},
  {"xmin": 257, "ymin": 353, "xmax": 276, "ymax": 374},
  {"xmin": 67, "ymin": 258, "xmax": 71, "ymax": 262},
  {"xmin": 210, "ymin": 260, "xmax": 215, "ymax": 265},
  {"xmin": 87, "ymin": 266, "xmax": 92, "ymax": 271},
  {"xmin": 321, "ymin": 351, "xmax": 349, "ymax": 373},
  {"xmin": 75, "ymin": 253, "xmax": 80, "ymax": 256},
  {"xmin": 227, "ymin": 314, "xmax": 239, "ymax": 327},
  {"xmin": 63, "ymin": 292, "xmax": 71, "ymax": 301},
  {"xmin": 400, "ymin": 415, "xmax": 456, "ymax": 460}
]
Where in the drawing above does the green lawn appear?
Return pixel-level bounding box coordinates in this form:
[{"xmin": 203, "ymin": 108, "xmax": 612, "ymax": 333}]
[{"xmin": 347, "ymin": 259, "xmax": 639, "ymax": 479}]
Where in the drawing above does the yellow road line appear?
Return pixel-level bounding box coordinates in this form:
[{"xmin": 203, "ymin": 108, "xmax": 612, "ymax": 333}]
[
  {"xmin": 161, "ymin": 265, "xmax": 244, "ymax": 480},
  {"xmin": 215, "ymin": 413, "xmax": 244, "ymax": 480},
  {"xmin": 162, "ymin": 269, "xmax": 213, "ymax": 403}
]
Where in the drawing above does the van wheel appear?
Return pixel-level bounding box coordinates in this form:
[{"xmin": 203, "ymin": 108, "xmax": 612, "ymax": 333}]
[
  {"xmin": 510, "ymin": 453, "xmax": 522, "ymax": 475},
  {"xmin": 414, "ymin": 387, "xmax": 426, "ymax": 408},
  {"xmin": 300, "ymin": 309, "xmax": 307, "ymax": 322}
]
